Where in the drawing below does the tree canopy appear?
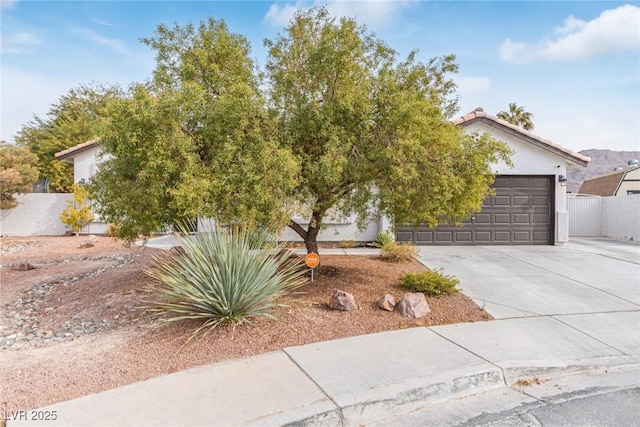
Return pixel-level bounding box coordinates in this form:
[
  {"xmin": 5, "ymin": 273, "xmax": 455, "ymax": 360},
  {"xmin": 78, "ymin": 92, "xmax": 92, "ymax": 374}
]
[
  {"xmin": 0, "ymin": 141, "xmax": 39, "ymax": 209},
  {"xmin": 90, "ymin": 6, "xmax": 511, "ymax": 252},
  {"xmin": 15, "ymin": 83, "xmax": 121, "ymax": 192},
  {"xmin": 497, "ymin": 102, "xmax": 535, "ymax": 131}
]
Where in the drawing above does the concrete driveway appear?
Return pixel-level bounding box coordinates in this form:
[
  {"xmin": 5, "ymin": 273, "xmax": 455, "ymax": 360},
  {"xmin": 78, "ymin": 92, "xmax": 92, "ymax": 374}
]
[{"xmin": 416, "ymin": 237, "xmax": 640, "ymax": 319}]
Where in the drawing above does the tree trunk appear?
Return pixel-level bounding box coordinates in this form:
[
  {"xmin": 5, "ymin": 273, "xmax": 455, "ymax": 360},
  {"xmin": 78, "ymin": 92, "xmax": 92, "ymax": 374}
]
[
  {"xmin": 304, "ymin": 225, "xmax": 319, "ymax": 254},
  {"xmin": 288, "ymin": 217, "xmax": 321, "ymax": 254}
]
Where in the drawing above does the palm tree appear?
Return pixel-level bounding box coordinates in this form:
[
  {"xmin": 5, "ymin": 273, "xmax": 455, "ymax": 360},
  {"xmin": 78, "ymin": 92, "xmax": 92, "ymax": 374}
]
[{"xmin": 497, "ymin": 103, "xmax": 535, "ymax": 131}]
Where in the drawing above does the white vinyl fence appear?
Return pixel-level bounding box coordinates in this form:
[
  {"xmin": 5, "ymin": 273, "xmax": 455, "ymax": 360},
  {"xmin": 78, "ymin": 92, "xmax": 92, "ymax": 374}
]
[{"xmin": 568, "ymin": 195, "xmax": 640, "ymax": 241}]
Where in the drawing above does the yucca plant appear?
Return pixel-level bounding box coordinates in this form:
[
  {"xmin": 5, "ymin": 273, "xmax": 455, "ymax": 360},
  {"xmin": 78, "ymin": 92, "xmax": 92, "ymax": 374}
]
[
  {"xmin": 372, "ymin": 230, "xmax": 395, "ymax": 248},
  {"xmin": 146, "ymin": 227, "xmax": 306, "ymax": 341}
]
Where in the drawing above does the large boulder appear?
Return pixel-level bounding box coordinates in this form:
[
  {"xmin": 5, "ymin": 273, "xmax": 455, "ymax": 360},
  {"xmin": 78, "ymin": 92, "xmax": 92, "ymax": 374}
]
[
  {"xmin": 328, "ymin": 289, "xmax": 357, "ymax": 311},
  {"xmin": 377, "ymin": 294, "xmax": 396, "ymax": 311},
  {"xmin": 397, "ymin": 293, "xmax": 430, "ymax": 318}
]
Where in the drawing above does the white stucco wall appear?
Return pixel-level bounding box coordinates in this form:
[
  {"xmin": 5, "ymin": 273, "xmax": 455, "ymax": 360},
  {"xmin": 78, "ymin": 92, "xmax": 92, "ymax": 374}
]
[
  {"xmin": 71, "ymin": 146, "xmax": 104, "ymax": 184},
  {"xmin": 462, "ymin": 122, "xmax": 575, "ymax": 244},
  {"xmin": 603, "ymin": 195, "xmax": 640, "ymax": 241},
  {"xmin": 0, "ymin": 194, "xmax": 73, "ymax": 236}
]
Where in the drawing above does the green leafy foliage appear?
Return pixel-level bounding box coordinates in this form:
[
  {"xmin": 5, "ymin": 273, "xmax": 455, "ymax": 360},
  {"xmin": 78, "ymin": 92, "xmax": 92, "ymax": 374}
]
[
  {"xmin": 60, "ymin": 184, "xmax": 93, "ymax": 235},
  {"xmin": 372, "ymin": 230, "xmax": 395, "ymax": 248},
  {"xmin": 145, "ymin": 227, "xmax": 306, "ymax": 341},
  {"xmin": 379, "ymin": 242, "xmax": 418, "ymax": 263},
  {"xmin": 90, "ymin": 6, "xmax": 511, "ymax": 251},
  {"xmin": 15, "ymin": 83, "xmax": 121, "ymax": 192},
  {"xmin": 400, "ymin": 270, "xmax": 459, "ymax": 296},
  {"xmin": 0, "ymin": 141, "xmax": 39, "ymax": 209}
]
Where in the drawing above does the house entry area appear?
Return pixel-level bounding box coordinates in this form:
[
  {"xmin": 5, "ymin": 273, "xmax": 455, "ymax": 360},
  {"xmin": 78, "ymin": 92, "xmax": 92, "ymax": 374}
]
[{"xmin": 396, "ymin": 175, "xmax": 554, "ymax": 245}]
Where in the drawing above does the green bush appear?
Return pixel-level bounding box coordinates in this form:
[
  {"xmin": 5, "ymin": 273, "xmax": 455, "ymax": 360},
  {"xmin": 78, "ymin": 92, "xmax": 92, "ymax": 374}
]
[
  {"xmin": 146, "ymin": 227, "xmax": 306, "ymax": 340},
  {"xmin": 379, "ymin": 241, "xmax": 418, "ymax": 263},
  {"xmin": 400, "ymin": 270, "xmax": 459, "ymax": 296},
  {"xmin": 372, "ymin": 230, "xmax": 395, "ymax": 248}
]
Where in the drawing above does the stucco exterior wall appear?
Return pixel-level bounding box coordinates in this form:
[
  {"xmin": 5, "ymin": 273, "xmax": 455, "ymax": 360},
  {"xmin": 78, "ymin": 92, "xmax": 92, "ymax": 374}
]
[
  {"xmin": 462, "ymin": 122, "xmax": 572, "ymax": 244},
  {"xmin": 0, "ymin": 194, "xmax": 73, "ymax": 236},
  {"xmin": 603, "ymin": 195, "xmax": 640, "ymax": 241},
  {"xmin": 71, "ymin": 146, "xmax": 104, "ymax": 184}
]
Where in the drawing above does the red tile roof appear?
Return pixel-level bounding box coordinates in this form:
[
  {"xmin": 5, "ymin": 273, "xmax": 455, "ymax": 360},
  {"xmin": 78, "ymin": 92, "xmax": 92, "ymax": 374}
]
[
  {"xmin": 54, "ymin": 138, "xmax": 100, "ymax": 161},
  {"xmin": 454, "ymin": 108, "xmax": 590, "ymax": 167}
]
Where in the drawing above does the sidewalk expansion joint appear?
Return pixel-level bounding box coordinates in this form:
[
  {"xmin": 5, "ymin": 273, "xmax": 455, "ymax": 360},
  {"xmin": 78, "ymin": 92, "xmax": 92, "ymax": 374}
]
[
  {"xmin": 428, "ymin": 328, "xmax": 509, "ymax": 387},
  {"xmin": 549, "ymin": 315, "xmax": 629, "ymax": 356},
  {"xmin": 281, "ymin": 349, "xmax": 346, "ymax": 426}
]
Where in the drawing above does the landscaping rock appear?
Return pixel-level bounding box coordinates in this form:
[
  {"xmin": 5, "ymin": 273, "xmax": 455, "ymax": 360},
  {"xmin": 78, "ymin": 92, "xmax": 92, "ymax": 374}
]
[
  {"xmin": 377, "ymin": 294, "xmax": 396, "ymax": 311},
  {"xmin": 397, "ymin": 293, "xmax": 430, "ymax": 318},
  {"xmin": 328, "ymin": 289, "xmax": 357, "ymax": 311},
  {"xmin": 79, "ymin": 240, "xmax": 95, "ymax": 248}
]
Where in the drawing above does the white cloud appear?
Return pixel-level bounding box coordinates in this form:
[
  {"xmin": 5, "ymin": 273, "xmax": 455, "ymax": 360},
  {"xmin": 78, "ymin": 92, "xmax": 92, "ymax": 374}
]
[
  {"xmin": 264, "ymin": 2, "xmax": 305, "ymax": 27},
  {"xmin": 456, "ymin": 75, "xmax": 491, "ymax": 95},
  {"xmin": 264, "ymin": 0, "xmax": 416, "ymax": 28},
  {"xmin": 1, "ymin": 31, "xmax": 40, "ymax": 54},
  {"xmin": 69, "ymin": 28, "xmax": 132, "ymax": 56},
  {"xmin": 500, "ymin": 4, "xmax": 640, "ymax": 64}
]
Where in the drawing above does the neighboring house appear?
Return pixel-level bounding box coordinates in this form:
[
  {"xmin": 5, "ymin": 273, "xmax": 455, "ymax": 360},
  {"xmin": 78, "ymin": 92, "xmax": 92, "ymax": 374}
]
[
  {"xmin": 54, "ymin": 138, "xmax": 104, "ymax": 185},
  {"xmin": 54, "ymin": 139, "xmax": 108, "ymax": 234},
  {"xmin": 396, "ymin": 108, "xmax": 590, "ymax": 246},
  {"xmin": 577, "ymin": 165, "xmax": 640, "ymax": 196},
  {"xmin": 55, "ymin": 107, "xmax": 590, "ymax": 245}
]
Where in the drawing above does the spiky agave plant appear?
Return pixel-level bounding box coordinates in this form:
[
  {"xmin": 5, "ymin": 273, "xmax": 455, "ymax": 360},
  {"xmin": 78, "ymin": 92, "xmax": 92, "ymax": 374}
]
[{"xmin": 146, "ymin": 227, "xmax": 305, "ymax": 340}]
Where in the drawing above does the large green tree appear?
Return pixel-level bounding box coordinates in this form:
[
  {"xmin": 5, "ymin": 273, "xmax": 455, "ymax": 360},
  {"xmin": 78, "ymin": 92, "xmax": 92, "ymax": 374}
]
[
  {"xmin": 497, "ymin": 102, "xmax": 535, "ymax": 131},
  {"xmin": 91, "ymin": 7, "xmax": 511, "ymax": 252},
  {"xmin": 266, "ymin": 7, "xmax": 511, "ymax": 253},
  {"xmin": 15, "ymin": 83, "xmax": 121, "ymax": 192},
  {"xmin": 0, "ymin": 141, "xmax": 39, "ymax": 209},
  {"xmin": 90, "ymin": 20, "xmax": 299, "ymax": 240}
]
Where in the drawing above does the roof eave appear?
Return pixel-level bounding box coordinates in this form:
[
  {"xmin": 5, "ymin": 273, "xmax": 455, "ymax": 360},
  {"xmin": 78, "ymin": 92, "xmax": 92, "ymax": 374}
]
[{"xmin": 458, "ymin": 117, "xmax": 590, "ymax": 167}]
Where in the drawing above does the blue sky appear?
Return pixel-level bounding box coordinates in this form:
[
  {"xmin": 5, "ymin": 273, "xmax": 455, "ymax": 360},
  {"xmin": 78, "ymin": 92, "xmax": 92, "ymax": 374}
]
[{"xmin": 1, "ymin": 0, "xmax": 639, "ymax": 152}]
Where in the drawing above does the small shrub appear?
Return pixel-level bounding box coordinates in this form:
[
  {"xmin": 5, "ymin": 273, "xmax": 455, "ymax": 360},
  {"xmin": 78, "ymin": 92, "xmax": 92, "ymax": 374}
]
[
  {"xmin": 60, "ymin": 184, "xmax": 93, "ymax": 236},
  {"xmin": 372, "ymin": 230, "xmax": 395, "ymax": 248},
  {"xmin": 337, "ymin": 239, "xmax": 357, "ymax": 248},
  {"xmin": 379, "ymin": 242, "xmax": 418, "ymax": 263},
  {"xmin": 146, "ymin": 227, "xmax": 306, "ymax": 342},
  {"xmin": 400, "ymin": 270, "xmax": 459, "ymax": 297}
]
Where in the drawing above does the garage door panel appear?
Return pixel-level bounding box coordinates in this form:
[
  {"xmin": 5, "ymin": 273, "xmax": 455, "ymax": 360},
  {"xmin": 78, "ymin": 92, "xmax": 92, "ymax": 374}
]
[
  {"xmin": 396, "ymin": 175, "xmax": 553, "ymax": 245},
  {"xmin": 455, "ymin": 231, "xmax": 473, "ymax": 242},
  {"xmin": 513, "ymin": 213, "xmax": 531, "ymax": 224},
  {"xmin": 476, "ymin": 213, "xmax": 492, "ymax": 224},
  {"xmin": 513, "ymin": 231, "xmax": 532, "ymax": 242},
  {"xmin": 533, "ymin": 213, "xmax": 549, "ymax": 224},
  {"xmin": 513, "ymin": 177, "xmax": 532, "ymax": 188},
  {"xmin": 495, "ymin": 196, "xmax": 511, "ymax": 206},
  {"xmin": 513, "ymin": 195, "xmax": 530, "ymax": 206},
  {"xmin": 416, "ymin": 231, "xmax": 433, "ymax": 243}
]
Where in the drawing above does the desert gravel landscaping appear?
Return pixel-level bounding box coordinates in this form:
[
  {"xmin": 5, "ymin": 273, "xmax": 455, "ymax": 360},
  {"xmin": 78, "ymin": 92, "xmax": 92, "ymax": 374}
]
[{"xmin": 0, "ymin": 235, "xmax": 491, "ymax": 414}]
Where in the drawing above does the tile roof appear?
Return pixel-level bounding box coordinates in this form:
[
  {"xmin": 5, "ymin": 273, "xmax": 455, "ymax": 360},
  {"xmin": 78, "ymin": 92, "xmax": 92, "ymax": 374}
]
[
  {"xmin": 453, "ymin": 108, "xmax": 590, "ymax": 167},
  {"xmin": 54, "ymin": 138, "xmax": 100, "ymax": 161},
  {"xmin": 578, "ymin": 166, "xmax": 640, "ymax": 196}
]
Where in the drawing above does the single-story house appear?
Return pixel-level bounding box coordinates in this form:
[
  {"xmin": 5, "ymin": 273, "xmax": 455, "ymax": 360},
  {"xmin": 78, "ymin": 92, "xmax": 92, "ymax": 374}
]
[
  {"xmin": 396, "ymin": 108, "xmax": 590, "ymax": 246},
  {"xmin": 578, "ymin": 164, "xmax": 640, "ymax": 196},
  {"xmin": 55, "ymin": 107, "xmax": 590, "ymax": 245}
]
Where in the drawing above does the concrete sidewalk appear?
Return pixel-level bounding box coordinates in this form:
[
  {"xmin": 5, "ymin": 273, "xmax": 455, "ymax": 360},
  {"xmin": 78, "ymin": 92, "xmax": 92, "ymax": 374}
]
[{"xmin": 10, "ymin": 238, "xmax": 639, "ymax": 426}]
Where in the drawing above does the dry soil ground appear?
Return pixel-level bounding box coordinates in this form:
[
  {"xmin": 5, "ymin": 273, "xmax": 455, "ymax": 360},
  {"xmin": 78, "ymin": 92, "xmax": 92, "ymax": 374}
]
[{"xmin": 0, "ymin": 235, "xmax": 491, "ymax": 414}]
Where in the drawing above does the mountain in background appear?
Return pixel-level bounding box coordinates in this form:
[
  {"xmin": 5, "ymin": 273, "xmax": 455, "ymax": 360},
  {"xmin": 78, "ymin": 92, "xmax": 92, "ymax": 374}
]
[{"xmin": 567, "ymin": 149, "xmax": 640, "ymax": 193}]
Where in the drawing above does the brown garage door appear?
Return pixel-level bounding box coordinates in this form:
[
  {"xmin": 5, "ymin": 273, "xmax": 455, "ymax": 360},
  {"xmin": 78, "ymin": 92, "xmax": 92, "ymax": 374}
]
[{"xmin": 396, "ymin": 175, "xmax": 554, "ymax": 245}]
